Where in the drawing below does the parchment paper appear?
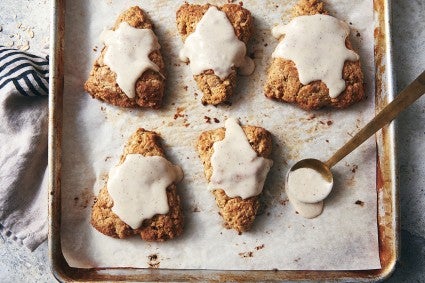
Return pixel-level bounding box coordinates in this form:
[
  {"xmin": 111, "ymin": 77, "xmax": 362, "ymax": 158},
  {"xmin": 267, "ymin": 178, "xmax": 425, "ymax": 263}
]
[{"xmin": 61, "ymin": 0, "xmax": 380, "ymax": 270}]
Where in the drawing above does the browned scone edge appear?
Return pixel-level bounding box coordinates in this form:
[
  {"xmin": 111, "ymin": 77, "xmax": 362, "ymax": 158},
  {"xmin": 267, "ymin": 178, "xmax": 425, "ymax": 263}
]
[
  {"xmin": 197, "ymin": 125, "xmax": 272, "ymax": 233},
  {"xmin": 91, "ymin": 128, "xmax": 184, "ymax": 241},
  {"xmin": 264, "ymin": 0, "xmax": 365, "ymax": 110},
  {"xmin": 84, "ymin": 6, "xmax": 165, "ymax": 109},
  {"xmin": 176, "ymin": 3, "xmax": 253, "ymax": 105}
]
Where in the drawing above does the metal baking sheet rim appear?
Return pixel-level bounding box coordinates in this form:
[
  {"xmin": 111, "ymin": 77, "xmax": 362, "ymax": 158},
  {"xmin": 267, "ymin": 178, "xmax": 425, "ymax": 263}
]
[{"xmin": 47, "ymin": 0, "xmax": 398, "ymax": 281}]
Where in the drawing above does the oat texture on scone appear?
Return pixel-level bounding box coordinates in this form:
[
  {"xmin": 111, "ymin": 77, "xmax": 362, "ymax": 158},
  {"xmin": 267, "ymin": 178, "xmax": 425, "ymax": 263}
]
[
  {"xmin": 197, "ymin": 125, "xmax": 272, "ymax": 233},
  {"xmin": 264, "ymin": 0, "xmax": 365, "ymax": 110},
  {"xmin": 176, "ymin": 3, "xmax": 253, "ymax": 105},
  {"xmin": 91, "ymin": 129, "xmax": 183, "ymax": 241},
  {"xmin": 84, "ymin": 6, "xmax": 165, "ymax": 109}
]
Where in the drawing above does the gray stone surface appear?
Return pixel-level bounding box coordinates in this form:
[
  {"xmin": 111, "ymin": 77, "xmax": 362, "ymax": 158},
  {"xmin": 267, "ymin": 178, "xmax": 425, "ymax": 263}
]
[
  {"xmin": 0, "ymin": 0, "xmax": 424, "ymax": 282},
  {"xmin": 387, "ymin": 0, "xmax": 425, "ymax": 281}
]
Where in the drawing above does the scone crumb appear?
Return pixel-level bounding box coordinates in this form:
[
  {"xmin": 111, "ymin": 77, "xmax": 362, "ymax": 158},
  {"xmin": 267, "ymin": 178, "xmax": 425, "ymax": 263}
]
[
  {"xmin": 255, "ymin": 244, "xmax": 265, "ymax": 250},
  {"xmin": 148, "ymin": 254, "xmax": 160, "ymax": 268},
  {"xmin": 238, "ymin": 251, "xmax": 253, "ymax": 258},
  {"xmin": 174, "ymin": 107, "xmax": 186, "ymax": 119}
]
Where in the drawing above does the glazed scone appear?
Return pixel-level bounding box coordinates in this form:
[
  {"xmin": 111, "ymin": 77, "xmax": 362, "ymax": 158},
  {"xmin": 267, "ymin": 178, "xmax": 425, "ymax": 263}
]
[
  {"xmin": 91, "ymin": 129, "xmax": 183, "ymax": 241},
  {"xmin": 176, "ymin": 3, "xmax": 253, "ymax": 105},
  {"xmin": 84, "ymin": 7, "xmax": 165, "ymax": 109},
  {"xmin": 197, "ymin": 126, "xmax": 272, "ymax": 233},
  {"xmin": 264, "ymin": 0, "xmax": 365, "ymax": 110}
]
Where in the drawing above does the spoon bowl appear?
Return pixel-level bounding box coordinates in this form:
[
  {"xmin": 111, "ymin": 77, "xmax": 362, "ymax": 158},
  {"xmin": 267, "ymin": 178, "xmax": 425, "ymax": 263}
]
[
  {"xmin": 289, "ymin": 158, "xmax": 333, "ymax": 181},
  {"xmin": 286, "ymin": 158, "xmax": 334, "ymax": 203}
]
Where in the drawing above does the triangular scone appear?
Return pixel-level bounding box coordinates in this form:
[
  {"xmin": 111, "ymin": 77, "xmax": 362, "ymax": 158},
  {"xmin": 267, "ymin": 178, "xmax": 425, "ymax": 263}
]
[
  {"xmin": 84, "ymin": 7, "xmax": 165, "ymax": 109},
  {"xmin": 197, "ymin": 126, "xmax": 272, "ymax": 233},
  {"xmin": 176, "ymin": 3, "xmax": 253, "ymax": 105},
  {"xmin": 264, "ymin": 0, "xmax": 365, "ymax": 110},
  {"xmin": 91, "ymin": 129, "xmax": 183, "ymax": 241}
]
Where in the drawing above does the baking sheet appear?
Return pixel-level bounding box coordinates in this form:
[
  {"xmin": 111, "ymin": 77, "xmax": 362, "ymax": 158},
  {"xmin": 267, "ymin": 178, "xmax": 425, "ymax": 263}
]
[{"xmin": 60, "ymin": 0, "xmax": 380, "ymax": 270}]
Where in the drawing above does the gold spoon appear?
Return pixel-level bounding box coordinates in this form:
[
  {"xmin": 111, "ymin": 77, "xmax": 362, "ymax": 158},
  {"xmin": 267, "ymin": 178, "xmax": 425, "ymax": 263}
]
[{"xmin": 287, "ymin": 69, "xmax": 425, "ymax": 203}]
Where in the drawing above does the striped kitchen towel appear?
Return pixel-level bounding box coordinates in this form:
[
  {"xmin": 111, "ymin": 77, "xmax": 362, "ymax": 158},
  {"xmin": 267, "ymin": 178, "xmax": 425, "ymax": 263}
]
[
  {"xmin": 0, "ymin": 46, "xmax": 49, "ymax": 96},
  {"xmin": 0, "ymin": 46, "xmax": 49, "ymax": 251}
]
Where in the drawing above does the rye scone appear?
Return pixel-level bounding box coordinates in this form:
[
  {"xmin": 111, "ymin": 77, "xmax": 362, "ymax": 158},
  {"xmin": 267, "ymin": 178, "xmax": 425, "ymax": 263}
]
[
  {"xmin": 91, "ymin": 129, "xmax": 183, "ymax": 241},
  {"xmin": 84, "ymin": 7, "xmax": 165, "ymax": 109},
  {"xmin": 264, "ymin": 0, "xmax": 365, "ymax": 110},
  {"xmin": 197, "ymin": 126, "xmax": 272, "ymax": 233},
  {"xmin": 176, "ymin": 3, "xmax": 253, "ymax": 105}
]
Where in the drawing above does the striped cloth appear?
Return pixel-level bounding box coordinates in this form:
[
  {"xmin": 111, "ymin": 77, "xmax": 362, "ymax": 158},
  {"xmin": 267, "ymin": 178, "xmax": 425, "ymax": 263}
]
[
  {"xmin": 0, "ymin": 46, "xmax": 49, "ymax": 96},
  {"xmin": 0, "ymin": 46, "xmax": 49, "ymax": 251}
]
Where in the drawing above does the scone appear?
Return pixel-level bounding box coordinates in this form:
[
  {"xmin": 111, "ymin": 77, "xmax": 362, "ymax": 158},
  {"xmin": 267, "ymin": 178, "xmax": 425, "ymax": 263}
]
[
  {"xmin": 197, "ymin": 125, "xmax": 272, "ymax": 233},
  {"xmin": 176, "ymin": 3, "xmax": 253, "ymax": 105},
  {"xmin": 264, "ymin": 0, "xmax": 365, "ymax": 110},
  {"xmin": 91, "ymin": 129, "xmax": 183, "ymax": 241},
  {"xmin": 84, "ymin": 7, "xmax": 165, "ymax": 109}
]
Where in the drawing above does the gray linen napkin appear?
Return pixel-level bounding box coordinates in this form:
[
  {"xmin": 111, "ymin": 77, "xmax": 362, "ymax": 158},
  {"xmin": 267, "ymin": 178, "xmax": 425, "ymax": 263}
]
[{"xmin": 0, "ymin": 47, "xmax": 49, "ymax": 251}]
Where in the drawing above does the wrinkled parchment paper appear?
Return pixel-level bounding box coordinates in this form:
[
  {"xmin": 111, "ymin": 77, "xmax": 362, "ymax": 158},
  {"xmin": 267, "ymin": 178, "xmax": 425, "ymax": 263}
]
[{"xmin": 61, "ymin": 0, "xmax": 380, "ymax": 270}]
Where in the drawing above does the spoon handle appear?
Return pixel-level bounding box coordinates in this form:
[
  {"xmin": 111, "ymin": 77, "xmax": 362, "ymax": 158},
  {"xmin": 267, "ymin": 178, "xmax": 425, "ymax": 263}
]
[{"xmin": 325, "ymin": 70, "xmax": 425, "ymax": 169}]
